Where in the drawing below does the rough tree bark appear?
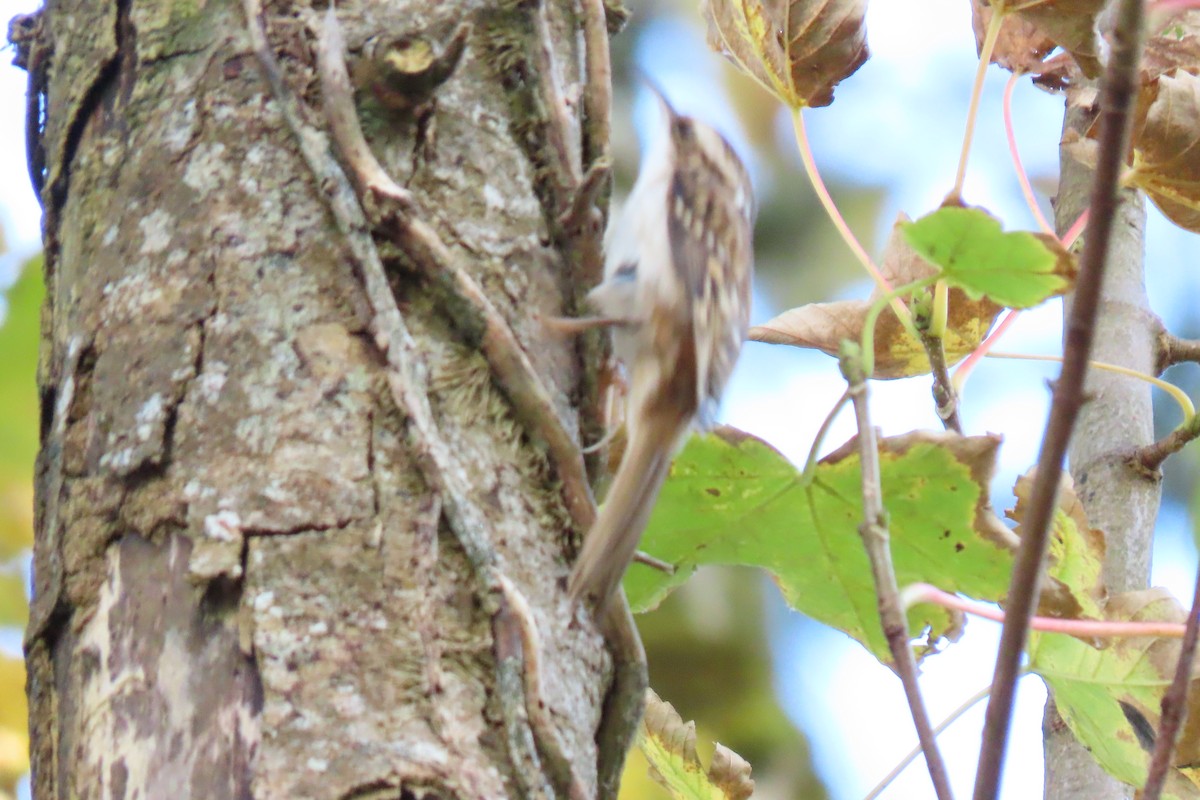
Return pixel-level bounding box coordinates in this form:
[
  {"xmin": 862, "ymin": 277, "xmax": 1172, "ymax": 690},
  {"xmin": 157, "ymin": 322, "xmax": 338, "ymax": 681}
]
[
  {"xmin": 1042, "ymin": 102, "xmax": 1159, "ymax": 799},
  {"xmin": 17, "ymin": 0, "xmax": 637, "ymax": 797}
]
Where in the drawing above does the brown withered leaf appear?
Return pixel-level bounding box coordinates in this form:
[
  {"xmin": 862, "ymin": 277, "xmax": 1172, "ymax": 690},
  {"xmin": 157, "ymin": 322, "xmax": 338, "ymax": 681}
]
[
  {"xmin": 1129, "ymin": 71, "xmax": 1200, "ymax": 233},
  {"xmin": 702, "ymin": 0, "xmax": 869, "ymax": 109},
  {"xmin": 1009, "ymin": 0, "xmax": 1105, "ymax": 79},
  {"xmin": 750, "ymin": 215, "xmax": 1003, "ymax": 379},
  {"xmin": 1142, "ymin": 9, "xmax": 1200, "ymax": 85},
  {"xmin": 639, "ymin": 689, "xmax": 755, "ymax": 800},
  {"xmin": 972, "ymin": 0, "xmax": 1058, "ymax": 77}
]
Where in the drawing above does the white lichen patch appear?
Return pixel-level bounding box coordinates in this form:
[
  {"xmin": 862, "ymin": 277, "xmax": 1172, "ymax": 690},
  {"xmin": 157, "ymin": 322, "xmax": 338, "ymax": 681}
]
[
  {"xmin": 332, "ymin": 686, "xmax": 365, "ymax": 718},
  {"xmin": 162, "ymin": 99, "xmax": 198, "ymax": 154},
  {"xmin": 135, "ymin": 393, "xmax": 165, "ymax": 442},
  {"xmin": 99, "ymin": 446, "xmax": 136, "ymax": 472},
  {"xmin": 101, "ymin": 272, "xmax": 166, "ymax": 322},
  {"xmin": 305, "ymin": 757, "xmax": 329, "ymax": 772},
  {"xmin": 190, "ymin": 511, "xmax": 245, "ymax": 582},
  {"xmin": 183, "ymin": 141, "xmax": 233, "ymax": 192},
  {"xmin": 482, "ymin": 182, "xmax": 505, "ymax": 211},
  {"xmin": 253, "ymin": 590, "xmax": 276, "ymax": 612},
  {"xmin": 203, "ymin": 510, "xmax": 242, "ymax": 542},
  {"xmin": 139, "ymin": 209, "xmax": 175, "ymax": 254},
  {"xmin": 197, "ymin": 363, "xmax": 228, "ymax": 405}
]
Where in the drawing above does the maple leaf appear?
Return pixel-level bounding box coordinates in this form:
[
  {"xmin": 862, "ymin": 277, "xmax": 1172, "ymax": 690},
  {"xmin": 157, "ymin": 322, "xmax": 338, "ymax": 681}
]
[
  {"xmin": 639, "ymin": 690, "xmax": 755, "ymax": 800},
  {"xmin": 1031, "ymin": 589, "xmax": 1200, "ymax": 796},
  {"xmin": 972, "ymin": 0, "xmax": 1058, "ymax": 78},
  {"xmin": 702, "ymin": 0, "xmax": 869, "ymax": 108},
  {"xmin": 1129, "ymin": 71, "xmax": 1200, "ymax": 233},
  {"xmin": 1011, "ymin": 0, "xmax": 1105, "ymax": 78},
  {"xmin": 750, "ymin": 215, "xmax": 1004, "ymax": 379},
  {"xmin": 1141, "ymin": 9, "xmax": 1200, "ymax": 85}
]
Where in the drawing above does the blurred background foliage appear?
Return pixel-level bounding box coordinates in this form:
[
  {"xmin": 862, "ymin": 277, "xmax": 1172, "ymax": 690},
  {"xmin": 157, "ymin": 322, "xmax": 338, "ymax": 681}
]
[{"xmin": 0, "ymin": 247, "xmax": 37, "ymax": 799}]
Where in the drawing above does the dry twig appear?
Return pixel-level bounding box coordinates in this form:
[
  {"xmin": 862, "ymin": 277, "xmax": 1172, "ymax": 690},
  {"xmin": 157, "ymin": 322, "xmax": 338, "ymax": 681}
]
[{"xmin": 839, "ymin": 344, "xmax": 955, "ymax": 800}]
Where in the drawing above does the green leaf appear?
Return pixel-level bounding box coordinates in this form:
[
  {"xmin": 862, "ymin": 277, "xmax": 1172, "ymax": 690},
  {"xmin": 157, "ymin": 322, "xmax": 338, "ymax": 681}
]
[
  {"xmin": 0, "ymin": 256, "xmax": 43, "ymax": 561},
  {"xmin": 625, "ymin": 427, "xmax": 1017, "ymax": 661},
  {"xmin": 902, "ymin": 206, "xmax": 1071, "ymax": 309},
  {"xmin": 1030, "ymin": 589, "xmax": 1200, "ymax": 798},
  {"xmin": 638, "ymin": 689, "xmax": 754, "ymax": 800}
]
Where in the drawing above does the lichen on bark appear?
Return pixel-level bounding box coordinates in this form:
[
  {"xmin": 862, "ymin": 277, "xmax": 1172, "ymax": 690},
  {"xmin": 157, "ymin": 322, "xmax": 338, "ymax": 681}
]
[{"xmin": 23, "ymin": 0, "xmax": 620, "ymax": 797}]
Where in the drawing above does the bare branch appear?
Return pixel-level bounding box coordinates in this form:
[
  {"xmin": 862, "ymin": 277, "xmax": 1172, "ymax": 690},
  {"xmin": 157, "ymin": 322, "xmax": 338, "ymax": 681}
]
[
  {"xmin": 579, "ymin": 0, "xmax": 612, "ymax": 169},
  {"xmin": 595, "ymin": 599, "xmax": 648, "ymax": 800},
  {"xmin": 532, "ymin": 1, "xmax": 582, "ymax": 191},
  {"xmin": 497, "ymin": 577, "xmax": 590, "ymax": 800},
  {"xmin": 917, "ymin": 326, "xmax": 963, "ymax": 433},
  {"xmin": 1128, "ymin": 414, "xmax": 1200, "ymax": 475},
  {"xmin": 972, "ymin": 1, "xmax": 1147, "ymax": 797},
  {"xmin": 494, "ymin": 588, "xmax": 557, "ymax": 800},
  {"xmin": 839, "ymin": 344, "xmax": 954, "ymax": 800},
  {"xmin": 1141, "ymin": 566, "xmax": 1200, "ymax": 799},
  {"xmin": 1156, "ymin": 330, "xmax": 1200, "ymax": 373}
]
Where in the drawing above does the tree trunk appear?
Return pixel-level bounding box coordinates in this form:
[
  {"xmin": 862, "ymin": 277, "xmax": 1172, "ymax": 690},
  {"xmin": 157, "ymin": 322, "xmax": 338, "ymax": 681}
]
[
  {"xmin": 22, "ymin": 0, "xmax": 630, "ymax": 797},
  {"xmin": 1042, "ymin": 95, "xmax": 1159, "ymax": 800}
]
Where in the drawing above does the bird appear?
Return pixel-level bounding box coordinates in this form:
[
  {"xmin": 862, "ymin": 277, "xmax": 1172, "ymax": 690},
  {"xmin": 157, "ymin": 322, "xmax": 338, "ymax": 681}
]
[{"xmin": 566, "ymin": 85, "xmax": 755, "ymax": 613}]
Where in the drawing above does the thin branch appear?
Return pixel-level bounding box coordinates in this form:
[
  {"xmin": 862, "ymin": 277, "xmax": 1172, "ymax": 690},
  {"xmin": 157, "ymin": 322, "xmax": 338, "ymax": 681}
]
[
  {"xmin": 1128, "ymin": 413, "xmax": 1200, "ymax": 475},
  {"xmin": 1003, "ymin": 71, "xmax": 1055, "ymax": 237},
  {"xmin": 1062, "ymin": 208, "xmax": 1090, "ymax": 248},
  {"xmin": 595, "ymin": 598, "xmax": 648, "ymax": 800},
  {"xmin": 579, "ymin": 0, "xmax": 612, "ymax": 170},
  {"xmin": 315, "ymin": 7, "xmax": 597, "ymax": 535},
  {"xmin": 952, "ymin": 310, "xmax": 1020, "ymax": 393},
  {"xmin": 864, "ymin": 679, "xmax": 1000, "ymax": 800},
  {"xmin": 951, "ymin": 3, "xmax": 1004, "ymax": 202},
  {"xmin": 839, "ymin": 345, "xmax": 955, "ymax": 800},
  {"xmin": 917, "ymin": 325, "xmax": 964, "ymax": 433},
  {"xmin": 972, "ymin": 0, "xmax": 1147, "ymax": 797},
  {"xmin": 498, "ymin": 577, "xmax": 590, "ymax": 800},
  {"xmin": 1157, "ymin": 330, "xmax": 1200, "ymax": 373},
  {"xmin": 800, "ymin": 390, "xmax": 852, "ymax": 485},
  {"xmin": 986, "ymin": 351, "xmax": 1195, "ymax": 421},
  {"xmin": 790, "ymin": 108, "xmax": 901, "ymax": 311},
  {"xmin": 1142, "ymin": 564, "xmax": 1200, "ymax": 799},
  {"xmin": 902, "ymin": 583, "xmax": 1187, "ymax": 639},
  {"xmin": 558, "ymin": 160, "xmax": 610, "ymax": 244},
  {"xmin": 494, "ymin": 587, "xmax": 558, "ymax": 800},
  {"xmin": 532, "ymin": 0, "xmax": 582, "ymax": 193}
]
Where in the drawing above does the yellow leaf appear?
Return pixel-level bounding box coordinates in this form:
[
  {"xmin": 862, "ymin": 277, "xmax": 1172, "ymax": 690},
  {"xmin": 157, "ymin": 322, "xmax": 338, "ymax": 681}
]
[{"xmin": 0, "ymin": 655, "xmax": 28, "ymax": 794}]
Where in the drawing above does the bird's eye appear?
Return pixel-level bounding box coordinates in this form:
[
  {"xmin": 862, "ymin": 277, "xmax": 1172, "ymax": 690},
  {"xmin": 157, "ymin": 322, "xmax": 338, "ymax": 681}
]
[{"xmin": 614, "ymin": 261, "xmax": 637, "ymax": 280}]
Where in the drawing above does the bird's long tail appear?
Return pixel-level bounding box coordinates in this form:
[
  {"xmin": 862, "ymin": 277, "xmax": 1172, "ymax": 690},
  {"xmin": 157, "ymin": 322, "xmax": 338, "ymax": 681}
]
[{"xmin": 568, "ymin": 418, "xmax": 682, "ymax": 613}]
